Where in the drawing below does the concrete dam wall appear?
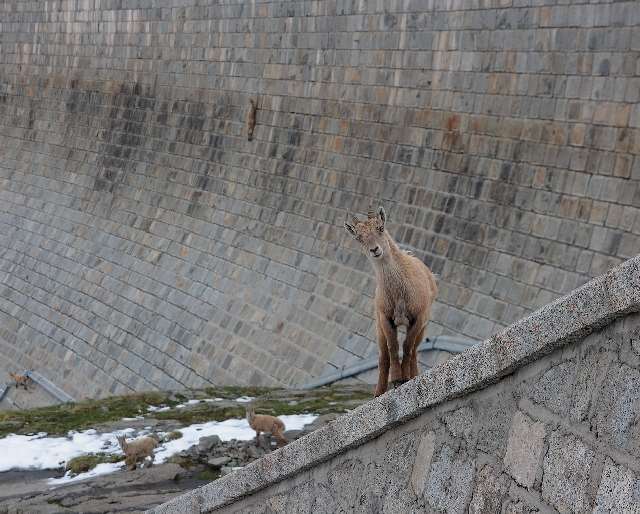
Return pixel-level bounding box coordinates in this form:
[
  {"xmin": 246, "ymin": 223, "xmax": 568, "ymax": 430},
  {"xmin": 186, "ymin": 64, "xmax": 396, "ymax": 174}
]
[
  {"xmin": 1, "ymin": 0, "xmax": 639, "ymax": 397},
  {"xmin": 151, "ymin": 255, "xmax": 640, "ymax": 513}
]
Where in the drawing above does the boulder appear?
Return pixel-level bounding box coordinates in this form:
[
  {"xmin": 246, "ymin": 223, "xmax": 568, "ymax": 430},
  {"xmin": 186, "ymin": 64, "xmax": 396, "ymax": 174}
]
[
  {"xmin": 207, "ymin": 457, "xmax": 231, "ymax": 469},
  {"xmin": 198, "ymin": 435, "xmax": 221, "ymax": 453},
  {"xmin": 283, "ymin": 429, "xmax": 303, "ymax": 441}
]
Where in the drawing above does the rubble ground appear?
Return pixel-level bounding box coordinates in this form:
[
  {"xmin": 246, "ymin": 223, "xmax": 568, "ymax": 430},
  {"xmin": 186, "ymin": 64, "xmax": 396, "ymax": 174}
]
[{"xmin": 0, "ymin": 384, "xmax": 370, "ymax": 513}]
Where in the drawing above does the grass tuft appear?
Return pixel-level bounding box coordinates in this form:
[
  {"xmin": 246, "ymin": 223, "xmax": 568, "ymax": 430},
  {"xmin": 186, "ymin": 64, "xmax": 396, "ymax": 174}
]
[{"xmin": 65, "ymin": 453, "xmax": 122, "ymax": 474}]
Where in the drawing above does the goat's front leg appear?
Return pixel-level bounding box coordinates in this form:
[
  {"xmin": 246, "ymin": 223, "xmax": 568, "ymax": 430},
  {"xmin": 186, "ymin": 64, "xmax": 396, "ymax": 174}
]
[
  {"xmin": 375, "ymin": 317, "xmax": 390, "ymax": 397},
  {"xmin": 403, "ymin": 317, "xmax": 426, "ymax": 382},
  {"xmin": 379, "ymin": 316, "xmax": 402, "ymax": 386}
]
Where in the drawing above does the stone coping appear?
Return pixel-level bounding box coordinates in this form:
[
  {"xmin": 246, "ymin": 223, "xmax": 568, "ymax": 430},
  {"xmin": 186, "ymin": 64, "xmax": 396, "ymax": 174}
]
[{"xmin": 148, "ymin": 255, "xmax": 640, "ymax": 513}]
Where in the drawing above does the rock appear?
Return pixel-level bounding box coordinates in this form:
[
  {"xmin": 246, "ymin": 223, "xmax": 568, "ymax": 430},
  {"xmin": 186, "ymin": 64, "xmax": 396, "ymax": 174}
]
[
  {"xmin": 283, "ymin": 429, "xmax": 303, "ymax": 440},
  {"xmin": 245, "ymin": 445, "xmax": 261, "ymax": 459},
  {"xmin": 198, "ymin": 435, "xmax": 221, "ymax": 453},
  {"xmin": 300, "ymin": 413, "xmax": 339, "ymax": 433},
  {"xmin": 208, "ymin": 457, "xmax": 231, "ymax": 469},
  {"xmin": 220, "ymin": 466, "xmax": 234, "ymax": 476}
]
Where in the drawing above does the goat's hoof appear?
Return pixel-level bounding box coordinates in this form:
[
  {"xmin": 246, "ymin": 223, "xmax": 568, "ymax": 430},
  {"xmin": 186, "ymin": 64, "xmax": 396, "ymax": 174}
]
[{"xmin": 391, "ymin": 379, "xmax": 408, "ymax": 389}]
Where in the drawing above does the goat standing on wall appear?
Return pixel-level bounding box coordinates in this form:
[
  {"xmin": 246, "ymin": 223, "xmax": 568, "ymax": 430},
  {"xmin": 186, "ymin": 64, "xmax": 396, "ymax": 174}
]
[{"xmin": 344, "ymin": 206, "xmax": 438, "ymax": 397}]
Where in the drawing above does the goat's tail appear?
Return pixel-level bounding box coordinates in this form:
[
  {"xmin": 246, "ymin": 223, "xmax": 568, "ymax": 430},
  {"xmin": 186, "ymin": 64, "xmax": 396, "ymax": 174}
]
[{"xmin": 272, "ymin": 420, "xmax": 287, "ymax": 445}]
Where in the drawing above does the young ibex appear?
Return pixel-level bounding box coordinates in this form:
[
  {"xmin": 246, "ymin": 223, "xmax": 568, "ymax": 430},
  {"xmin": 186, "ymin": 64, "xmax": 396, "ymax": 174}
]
[
  {"xmin": 246, "ymin": 98, "xmax": 258, "ymax": 141},
  {"xmin": 344, "ymin": 206, "xmax": 438, "ymax": 397},
  {"xmin": 9, "ymin": 372, "xmax": 31, "ymax": 390},
  {"xmin": 116, "ymin": 434, "xmax": 159, "ymax": 471},
  {"xmin": 245, "ymin": 406, "xmax": 287, "ymax": 447}
]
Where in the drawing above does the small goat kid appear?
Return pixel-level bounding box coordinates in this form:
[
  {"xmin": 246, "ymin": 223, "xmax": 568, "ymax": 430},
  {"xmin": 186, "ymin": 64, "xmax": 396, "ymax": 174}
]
[
  {"xmin": 116, "ymin": 434, "xmax": 159, "ymax": 471},
  {"xmin": 345, "ymin": 206, "xmax": 438, "ymax": 397},
  {"xmin": 9, "ymin": 372, "xmax": 31, "ymax": 390},
  {"xmin": 246, "ymin": 406, "xmax": 288, "ymax": 447}
]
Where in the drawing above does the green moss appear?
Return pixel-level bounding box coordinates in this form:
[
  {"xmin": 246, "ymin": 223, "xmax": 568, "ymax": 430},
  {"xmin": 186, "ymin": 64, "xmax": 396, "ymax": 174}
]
[
  {"xmin": 65, "ymin": 453, "xmax": 122, "ymax": 474},
  {"xmin": 196, "ymin": 468, "xmax": 221, "ymax": 481},
  {"xmin": 154, "ymin": 405, "xmax": 246, "ymax": 424},
  {"xmin": 166, "ymin": 454, "xmax": 198, "ymax": 469},
  {"xmin": 0, "ymin": 384, "xmax": 372, "ymax": 438},
  {"xmin": 202, "ymin": 385, "xmax": 270, "ymax": 399},
  {"xmin": 0, "ymin": 391, "xmax": 174, "ymax": 437}
]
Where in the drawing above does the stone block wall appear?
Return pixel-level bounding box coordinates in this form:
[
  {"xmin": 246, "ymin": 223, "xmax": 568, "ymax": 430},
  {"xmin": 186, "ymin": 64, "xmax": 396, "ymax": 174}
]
[
  {"xmin": 149, "ymin": 255, "xmax": 640, "ymax": 513},
  {"xmin": 0, "ymin": 0, "xmax": 639, "ymax": 395}
]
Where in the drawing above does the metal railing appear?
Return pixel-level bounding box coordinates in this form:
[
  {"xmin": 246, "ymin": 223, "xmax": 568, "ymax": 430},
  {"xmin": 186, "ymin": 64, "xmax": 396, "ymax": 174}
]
[
  {"xmin": 301, "ymin": 335, "xmax": 477, "ymax": 390},
  {"xmin": 23, "ymin": 370, "xmax": 75, "ymax": 403}
]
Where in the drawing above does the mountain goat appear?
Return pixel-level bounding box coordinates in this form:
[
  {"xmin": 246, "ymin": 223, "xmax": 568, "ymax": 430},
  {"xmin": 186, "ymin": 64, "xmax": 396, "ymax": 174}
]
[{"xmin": 344, "ymin": 206, "xmax": 438, "ymax": 396}]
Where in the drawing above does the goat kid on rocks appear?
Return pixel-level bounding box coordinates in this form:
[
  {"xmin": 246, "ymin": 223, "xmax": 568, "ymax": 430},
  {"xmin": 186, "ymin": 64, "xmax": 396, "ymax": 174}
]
[
  {"xmin": 245, "ymin": 406, "xmax": 288, "ymax": 447},
  {"xmin": 116, "ymin": 434, "xmax": 159, "ymax": 471},
  {"xmin": 345, "ymin": 206, "xmax": 438, "ymax": 397}
]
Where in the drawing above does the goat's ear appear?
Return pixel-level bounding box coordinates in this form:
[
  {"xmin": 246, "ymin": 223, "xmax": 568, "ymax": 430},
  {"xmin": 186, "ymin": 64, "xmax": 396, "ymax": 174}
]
[
  {"xmin": 378, "ymin": 206, "xmax": 386, "ymax": 225},
  {"xmin": 344, "ymin": 221, "xmax": 357, "ymax": 238}
]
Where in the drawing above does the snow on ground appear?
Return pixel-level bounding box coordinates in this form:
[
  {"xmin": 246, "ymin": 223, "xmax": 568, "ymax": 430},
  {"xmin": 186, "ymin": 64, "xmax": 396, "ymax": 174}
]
[
  {"xmin": 176, "ymin": 399, "xmax": 202, "ymax": 409},
  {"xmin": 0, "ymin": 428, "xmax": 133, "ymax": 473},
  {"xmin": 48, "ymin": 462, "xmax": 124, "ymax": 486},
  {"xmin": 0, "ymin": 413, "xmax": 318, "ymax": 482},
  {"xmin": 149, "ymin": 397, "xmax": 247, "ymax": 412},
  {"xmin": 154, "ymin": 414, "xmax": 317, "ymax": 464},
  {"xmin": 146, "ymin": 405, "xmax": 171, "ymax": 413}
]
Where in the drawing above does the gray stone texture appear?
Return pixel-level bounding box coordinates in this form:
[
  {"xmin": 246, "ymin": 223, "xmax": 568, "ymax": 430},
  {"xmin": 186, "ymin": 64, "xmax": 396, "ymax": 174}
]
[
  {"xmin": 503, "ymin": 411, "xmax": 545, "ymax": 488},
  {"xmin": 0, "ymin": 0, "xmax": 640, "ymax": 396},
  {"xmin": 149, "ymin": 256, "xmax": 640, "ymax": 513}
]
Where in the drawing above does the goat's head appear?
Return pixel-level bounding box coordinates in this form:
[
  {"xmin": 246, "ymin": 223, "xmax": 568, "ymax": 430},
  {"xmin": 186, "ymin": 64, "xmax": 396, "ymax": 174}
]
[
  {"xmin": 344, "ymin": 206, "xmax": 388, "ymax": 260},
  {"xmin": 245, "ymin": 405, "xmax": 255, "ymax": 422}
]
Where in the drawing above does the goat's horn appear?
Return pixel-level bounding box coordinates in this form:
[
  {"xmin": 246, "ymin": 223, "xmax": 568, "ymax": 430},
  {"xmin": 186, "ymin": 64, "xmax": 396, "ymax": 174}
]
[{"xmin": 367, "ymin": 206, "xmax": 376, "ymax": 218}]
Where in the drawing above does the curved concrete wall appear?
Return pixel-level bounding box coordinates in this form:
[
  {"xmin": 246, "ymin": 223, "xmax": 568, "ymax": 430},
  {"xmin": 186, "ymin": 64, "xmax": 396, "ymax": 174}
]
[
  {"xmin": 150, "ymin": 255, "xmax": 640, "ymax": 513},
  {"xmin": 0, "ymin": 0, "xmax": 639, "ymax": 396}
]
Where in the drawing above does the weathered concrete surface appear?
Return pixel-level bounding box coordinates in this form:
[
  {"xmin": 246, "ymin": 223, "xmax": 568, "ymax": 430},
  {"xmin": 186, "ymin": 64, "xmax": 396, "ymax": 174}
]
[
  {"xmin": 1, "ymin": 0, "xmax": 640, "ymax": 395},
  {"xmin": 149, "ymin": 255, "xmax": 640, "ymax": 513}
]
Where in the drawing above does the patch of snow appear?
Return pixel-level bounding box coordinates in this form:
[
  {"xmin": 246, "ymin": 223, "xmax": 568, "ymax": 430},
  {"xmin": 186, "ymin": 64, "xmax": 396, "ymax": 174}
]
[
  {"xmin": 204, "ymin": 398, "xmax": 224, "ymax": 402},
  {"xmin": 234, "ymin": 396, "xmax": 255, "ymax": 403},
  {"xmin": 0, "ymin": 429, "xmax": 132, "ymax": 473},
  {"xmin": 147, "ymin": 405, "xmax": 171, "ymax": 413},
  {"xmin": 0, "ymin": 414, "xmax": 317, "ymax": 482},
  {"xmin": 121, "ymin": 416, "xmax": 144, "ymax": 421},
  {"xmin": 154, "ymin": 414, "xmax": 317, "ymax": 464},
  {"xmin": 176, "ymin": 399, "xmax": 202, "ymax": 409},
  {"xmin": 47, "ymin": 461, "xmax": 124, "ymax": 487}
]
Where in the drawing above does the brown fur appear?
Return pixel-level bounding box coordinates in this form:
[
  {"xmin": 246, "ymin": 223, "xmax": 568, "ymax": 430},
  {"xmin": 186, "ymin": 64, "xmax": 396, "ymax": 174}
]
[
  {"xmin": 246, "ymin": 98, "xmax": 258, "ymax": 141},
  {"xmin": 246, "ymin": 406, "xmax": 287, "ymax": 447},
  {"xmin": 116, "ymin": 434, "xmax": 159, "ymax": 470},
  {"xmin": 9, "ymin": 372, "xmax": 31, "ymax": 390},
  {"xmin": 344, "ymin": 206, "xmax": 438, "ymax": 397}
]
